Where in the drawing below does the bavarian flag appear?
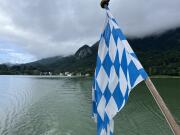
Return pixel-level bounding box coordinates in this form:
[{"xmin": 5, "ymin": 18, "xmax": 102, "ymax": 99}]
[{"xmin": 92, "ymin": 8, "xmax": 148, "ymax": 135}]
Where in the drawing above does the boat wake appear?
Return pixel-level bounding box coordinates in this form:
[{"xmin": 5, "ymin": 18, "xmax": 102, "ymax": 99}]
[{"xmin": 0, "ymin": 88, "xmax": 32, "ymax": 135}]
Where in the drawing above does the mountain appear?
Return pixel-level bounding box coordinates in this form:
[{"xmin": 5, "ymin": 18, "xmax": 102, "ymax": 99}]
[
  {"xmin": 75, "ymin": 45, "xmax": 93, "ymax": 59},
  {"xmin": 28, "ymin": 56, "xmax": 63, "ymax": 66},
  {"xmin": 0, "ymin": 28, "xmax": 180, "ymax": 75}
]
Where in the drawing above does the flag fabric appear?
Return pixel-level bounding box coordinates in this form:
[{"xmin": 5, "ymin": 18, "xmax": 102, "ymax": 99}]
[{"xmin": 92, "ymin": 8, "xmax": 148, "ymax": 135}]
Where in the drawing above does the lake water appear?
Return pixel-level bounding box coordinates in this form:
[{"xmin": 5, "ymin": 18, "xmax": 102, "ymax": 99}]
[{"xmin": 0, "ymin": 76, "xmax": 179, "ymax": 135}]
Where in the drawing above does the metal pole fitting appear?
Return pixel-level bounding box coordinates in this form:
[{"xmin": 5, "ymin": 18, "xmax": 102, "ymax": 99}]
[{"xmin": 100, "ymin": 0, "xmax": 110, "ymax": 8}]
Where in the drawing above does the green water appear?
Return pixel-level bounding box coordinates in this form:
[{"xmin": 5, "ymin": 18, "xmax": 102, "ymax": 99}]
[{"xmin": 0, "ymin": 76, "xmax": 179, "ymax": 135}]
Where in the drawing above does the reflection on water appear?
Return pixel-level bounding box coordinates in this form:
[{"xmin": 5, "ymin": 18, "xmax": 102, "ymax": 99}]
[{"xmin": 0, "ymin": 76, "xmax": 179, "ymax": 135}]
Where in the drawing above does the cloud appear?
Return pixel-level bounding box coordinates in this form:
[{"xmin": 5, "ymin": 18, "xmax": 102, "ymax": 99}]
[
  {"xmin": 0, "ymin": 50, "xmax": 36, "ymax": 64},
  {"xmin": 0, "ymin": 48, "xmax": 14, "ymax": 53},
  {"xmin": 0, "ymin": 42, "xmax": 36, "ymax": 64},
  {"xmin": 0, "ymin": 0, "xmax": 180, "ymax": 62},
  {"xmin": 111, "ymin": 0, "xmax": 180, "ymax": 37}
]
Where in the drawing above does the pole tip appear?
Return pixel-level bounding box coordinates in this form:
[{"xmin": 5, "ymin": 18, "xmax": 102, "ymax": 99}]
[{"xmin": 100, "ymin": 0, "xmax": 110, "ymax": 8}]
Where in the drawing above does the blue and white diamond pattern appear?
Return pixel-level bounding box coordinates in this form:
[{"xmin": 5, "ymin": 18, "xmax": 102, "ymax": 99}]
[{"xmin": 92, "ymin": 8, "xmax": 148, "ymax": 135}]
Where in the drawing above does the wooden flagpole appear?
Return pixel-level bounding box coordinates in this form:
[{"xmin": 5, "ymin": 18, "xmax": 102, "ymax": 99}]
[
  {"xmin": 100, "ymin": 0, "xmax": 180, "ymax": 134},
  {"xmin": 145, "ymin": 77, "xmax": 180, "ymax": 135}
]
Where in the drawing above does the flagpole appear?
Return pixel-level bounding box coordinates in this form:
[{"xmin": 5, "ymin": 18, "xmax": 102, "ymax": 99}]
[
  {"xmin": 145, "ymin": 77, "xmax": 180, "ymax": 135},
  {"xmin": 100, "ymin": 1, "xmax": 180, "ymax": 135}
]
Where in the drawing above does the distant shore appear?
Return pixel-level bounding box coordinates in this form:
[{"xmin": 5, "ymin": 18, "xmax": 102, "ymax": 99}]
[
  {"xmin": 0, "ymin": 75, "xmax": 180, "ymax": 79},
  {"xmin": 150, "ymin": 75, "xmax": 180, "ymax": 79}
]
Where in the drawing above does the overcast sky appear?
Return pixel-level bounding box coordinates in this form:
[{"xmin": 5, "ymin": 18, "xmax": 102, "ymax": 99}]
[{"xmin": 0, "ymin": 0, "xmax": 180, "ymax": 63}]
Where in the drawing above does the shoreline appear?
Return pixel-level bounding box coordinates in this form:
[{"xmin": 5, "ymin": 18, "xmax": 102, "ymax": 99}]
[
  {"xmin": 150, "ymin": 76, "xmax": 180, "ymax": 79},
  {"xmin": 0, "ymin": 75, "xmax": 180, "ymax": 79}
]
